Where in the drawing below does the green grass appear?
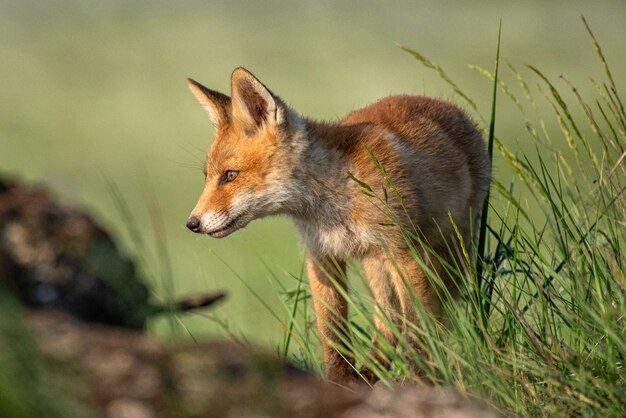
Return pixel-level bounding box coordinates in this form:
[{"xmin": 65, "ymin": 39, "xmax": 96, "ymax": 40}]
[{"xmin": 265, "ymin": 18, "xmax": 625, "ymax": 416}]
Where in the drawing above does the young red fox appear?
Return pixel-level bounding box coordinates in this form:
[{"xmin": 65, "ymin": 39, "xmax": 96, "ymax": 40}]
[{"xmin": 185, "ymin": 68, "xmax": 491, "ymax": 385}]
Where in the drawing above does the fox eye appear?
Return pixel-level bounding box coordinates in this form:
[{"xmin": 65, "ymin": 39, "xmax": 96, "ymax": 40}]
[{"xmin": 222, "ymin": 170, "xmax": 239, "ymax": 183}]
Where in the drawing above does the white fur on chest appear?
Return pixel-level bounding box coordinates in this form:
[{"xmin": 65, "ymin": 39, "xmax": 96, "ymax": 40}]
[{"xmin": 293, "ymin": 218, "xmax": 377, "ymax": 258}]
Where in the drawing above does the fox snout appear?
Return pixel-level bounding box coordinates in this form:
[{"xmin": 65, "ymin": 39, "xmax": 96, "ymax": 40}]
[{"xmin": 186, "ymin": 210, "xmax": 250, "ymax": 239}]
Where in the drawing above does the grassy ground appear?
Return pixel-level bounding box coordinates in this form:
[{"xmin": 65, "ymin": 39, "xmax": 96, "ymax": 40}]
[{"xmin": 1, "ymin": 2, "xmax": 625, "ymax": 414}]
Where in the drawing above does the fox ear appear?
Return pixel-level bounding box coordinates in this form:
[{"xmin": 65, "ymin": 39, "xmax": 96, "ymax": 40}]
[
  {"xmin": 187, "ymin": 78, "xmax": 231, "ymax": 127},
  {"xmin": 230, "ymin": 67, "xmax": 282, "ymax": 134}
]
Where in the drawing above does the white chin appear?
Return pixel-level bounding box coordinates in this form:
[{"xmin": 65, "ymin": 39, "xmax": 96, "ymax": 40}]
[
  {"xmin": 205, "ymin": 213, "xmax": 248, "ymax": 238},
  {"xmin": 207, "ymin": 227, "xmax": 236, "ymax": 239}
]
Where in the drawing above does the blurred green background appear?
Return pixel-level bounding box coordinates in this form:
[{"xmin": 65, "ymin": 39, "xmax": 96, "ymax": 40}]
[{"xmin": 1, "ymin": 0, "xmax": 625, "ymax": 347}]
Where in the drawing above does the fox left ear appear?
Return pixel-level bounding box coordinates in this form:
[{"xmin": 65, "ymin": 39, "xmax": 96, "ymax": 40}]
[
  {"xmin": 231, "ymin": 67, "xmax": 284, "ymax": 134},
  {"xmin": 187, "ymin": 78, "xmax": 231, "ymax": 127}
]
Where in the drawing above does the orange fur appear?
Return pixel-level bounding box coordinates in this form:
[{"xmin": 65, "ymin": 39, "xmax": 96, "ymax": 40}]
[{"xmin": 185, "ymin": 68, "xmax": 491, "ymax": 384}]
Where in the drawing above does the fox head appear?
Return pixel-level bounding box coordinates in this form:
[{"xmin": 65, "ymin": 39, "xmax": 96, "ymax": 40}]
[{"xmin": 185, "ymin": 68, "xmax": 306, "ymax": 238}]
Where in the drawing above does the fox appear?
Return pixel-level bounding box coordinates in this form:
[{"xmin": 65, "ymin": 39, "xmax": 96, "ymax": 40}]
[{"xmin": 185, "ymin": 67, "xmax": 491, "ymax": 385}]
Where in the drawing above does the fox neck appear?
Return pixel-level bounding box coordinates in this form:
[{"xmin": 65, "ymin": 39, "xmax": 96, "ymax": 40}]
[
  {"xmin": 286, "ymin": 119, "xmax": 356, "ymax": 225},
  {"xmin": 284, "ymin": 119, "xmax": 382, "ymax": 257}
]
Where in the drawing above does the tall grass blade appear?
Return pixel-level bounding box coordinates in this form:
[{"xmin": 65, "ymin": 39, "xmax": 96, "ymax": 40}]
[{"xmin": 476, "ymin": 20, "xmax": 501, "ymax": 292}]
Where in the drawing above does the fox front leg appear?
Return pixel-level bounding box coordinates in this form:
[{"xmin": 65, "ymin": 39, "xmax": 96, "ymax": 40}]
[{"xmin": 306, "ymin": 255, "xmax": 356, "ymax": 385}]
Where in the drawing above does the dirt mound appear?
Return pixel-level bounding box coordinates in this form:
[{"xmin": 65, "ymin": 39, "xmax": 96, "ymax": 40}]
[{"xmin": 25, "ymin": 311, "xmax": 500, "ymax": 418}]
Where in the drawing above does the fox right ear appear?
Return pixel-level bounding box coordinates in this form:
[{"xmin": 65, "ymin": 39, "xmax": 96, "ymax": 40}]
[{"xmin": 187, "ymin": 78, "xmax": 231, "ymax": 127}]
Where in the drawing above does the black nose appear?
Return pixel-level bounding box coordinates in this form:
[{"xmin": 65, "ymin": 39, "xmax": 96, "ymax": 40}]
[{"xmin": 186, "ymin": 216, "xmax": 200, "ymax": 232}]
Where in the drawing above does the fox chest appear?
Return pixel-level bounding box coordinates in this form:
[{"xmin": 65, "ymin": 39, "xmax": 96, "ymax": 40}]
[{"xmin": 293, "ymin": 219, "xmax": 377, "ymax": 258}]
